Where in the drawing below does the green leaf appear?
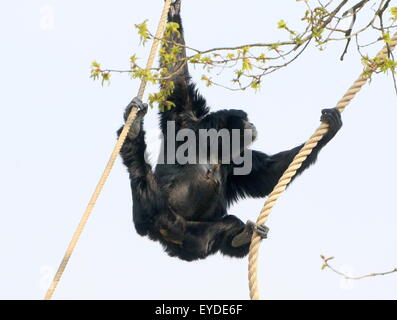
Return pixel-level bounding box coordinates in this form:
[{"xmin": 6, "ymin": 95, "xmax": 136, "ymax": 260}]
[
  {"xmin": 278, "ymin": 20, "xmax": 287, "ymax": 29},
  {"xmin": 130, "ymin": 54, "xmax": 138, "ymax": 65},
  {"xmin": 164, "ymin": 22, "xmax": 181, "ymax": 39},
  {"xmin": 242, "ymin": 58, "xmax": 253, "ymax": 71},
  {"xmin": 201, "ymin": 75, "xmax": 213, "ymax": 87},
  {"xmin": 101, "ymin": 72, "xmax": 111, "ymax": 86},
  {"xmin": 91, "ymin": 61, "xmax": 101, "ymax": 68},
  {"xmin": 135, "ymin": 19, "xmax": 150, "ymax": 45},
  {"xmin": 391, "ymin": 7, "xmax": 397, "ymax": 20}
]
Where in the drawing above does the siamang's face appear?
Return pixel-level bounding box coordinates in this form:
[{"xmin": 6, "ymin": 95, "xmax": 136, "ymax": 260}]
[
  {"xmin": 203, "ymin": 109, "xmax": 257, "ymax": 163},
  {"xmin": 224, "ymin": 109, "xmax": 257, "ymax": 146},
  {"xmin": 196, "ymin": 109, "xmax": 257, "ymax": 164}
]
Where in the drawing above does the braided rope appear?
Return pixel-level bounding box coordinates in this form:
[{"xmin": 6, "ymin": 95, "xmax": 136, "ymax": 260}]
[
  {"xmin": 44, "ymin": 0, "xmax": 173, "ymax": 300},
  {"xmin": 248, "ymin": 32, "xmax": 397, "ymax": 300}
]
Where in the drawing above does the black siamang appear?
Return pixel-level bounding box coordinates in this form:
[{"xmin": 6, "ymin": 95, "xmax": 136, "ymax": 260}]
[{"xmin": 118, "ymin": 0, "xmax": 342, "ymax": 261}]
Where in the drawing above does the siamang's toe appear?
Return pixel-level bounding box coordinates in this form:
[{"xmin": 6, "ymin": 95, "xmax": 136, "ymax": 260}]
[
  {"xmin": 231, "ymin": 221, "xmax": 253, "ymax": 247},
  {"xmin": 256, "ymin": 225, "xmax": 269, "ymax": 239},
  {"xmin": 231, "ymin": 220, "xmax": 269, "ymax": 247}
]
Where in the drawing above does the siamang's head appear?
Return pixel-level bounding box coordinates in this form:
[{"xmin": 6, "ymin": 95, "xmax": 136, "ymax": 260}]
[
  {"xmin": 224, "ymin": 109, "xmax": 257, "ymax": 142},
  {"xmin": 198, "ymin": 109, "xmax": 257, "ymax": 163},
  {"xmin": 208, "ymin": 109, "xmax": 257, "ymax": 143}
]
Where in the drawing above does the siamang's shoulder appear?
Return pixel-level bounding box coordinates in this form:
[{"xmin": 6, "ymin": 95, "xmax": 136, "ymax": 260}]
[
  {"xmin": 187, "ymin": 83, "xmax": 209, "ymax": 118},
  {"xmin": 167, "ymin": 81, "xmax": 210, "ymax": 118}
]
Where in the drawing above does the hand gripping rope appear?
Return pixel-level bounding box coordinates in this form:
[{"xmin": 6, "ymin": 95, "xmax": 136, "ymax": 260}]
[
  {"xmin": 248, "ymin": 32, "xmax": 397, "ymax": 300},
  {"xmin": 43, "ymin": 1, "xmax": 397, "ymax": 300},
  {"xmin": 44, "ymin": 0, "xmax": 174, "ymax": 300}
]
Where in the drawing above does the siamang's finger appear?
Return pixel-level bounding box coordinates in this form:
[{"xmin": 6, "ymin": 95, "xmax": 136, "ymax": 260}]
[
  {"xmin": 327, "ymin": 109, "xmax": 342, "ymax": 128},
  {"xmin": 320, "ymin": 113, "xmax": 330, "ymax": 123},
  {"xmin": 320, "ymin": 108, "xmax": 337, "ymax": 124}
]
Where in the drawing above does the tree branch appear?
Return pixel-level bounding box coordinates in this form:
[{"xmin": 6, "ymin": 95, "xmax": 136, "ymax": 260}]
[{"xmin": 321, "ymin": 256, "xmax": 397, "ymax": 280}]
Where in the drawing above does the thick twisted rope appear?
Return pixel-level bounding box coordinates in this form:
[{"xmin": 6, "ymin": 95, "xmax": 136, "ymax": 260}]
[
  {"xmin": 44, "ymin": 0, "xmax": 173, "ymax": 300},
  {"xmin": 248, "ymin": 32, "xmax": 397, "ymax": 300}
]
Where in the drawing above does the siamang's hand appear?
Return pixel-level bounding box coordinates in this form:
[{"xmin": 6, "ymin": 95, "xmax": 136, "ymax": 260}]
[
  {"xmin": 320, "ymin": 108, "xmax": 342, "ymax": 142},
  {"xmin": 168, "ymin": 0, "xmax": 181, "ymax": 17},
  {"xmin": 123, "ymin": 97, "xmax": 148, "ymax": 139},
  {"xmin": 123, "ymin": 97, "xmax": 148, "ymax": 122}
]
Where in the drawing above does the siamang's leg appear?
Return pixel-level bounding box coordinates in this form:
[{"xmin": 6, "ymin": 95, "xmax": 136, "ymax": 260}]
[
  {"xmin": 157, "ymin": 213, "xmax": 264, "ymax": 259},
  {"xmin": 173, "ymin": 216, "xmax": 257, "ymax": 259},
  {"xmin": 216, "ymin": 216, "xmax": 258, "ymax": 258},
  {"xmin": 185, "ymin": 217, "xmax": 245, "ymax": 256},
  {"xmin": 153, "ymin": 214, "xmax": 247, "ymax": 260},
  {"xmin": 117, "ymin": 98, "xmax": 161, "ymax": 236}
]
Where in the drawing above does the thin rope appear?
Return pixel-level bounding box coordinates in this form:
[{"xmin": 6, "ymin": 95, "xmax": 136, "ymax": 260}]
[
  {"xmin": 44, "ymin": 0, "xmax": 173, "ymax": 300},
  {"xmin": 248, "ymin": 32, "xmax": 397, "ymax": 300}
]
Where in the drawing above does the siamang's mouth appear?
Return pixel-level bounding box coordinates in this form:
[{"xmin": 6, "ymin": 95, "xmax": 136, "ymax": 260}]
[
  {"xmin": 240, "ymin": 131, "xmax": 256, "ymax": 151},
  {"xmin": 251, "ymin": 127, "xmax": 258, "ymax": 141},
  {"xmin": 245, "ymin": 127, "xmax": 257, "ymax": 143}
]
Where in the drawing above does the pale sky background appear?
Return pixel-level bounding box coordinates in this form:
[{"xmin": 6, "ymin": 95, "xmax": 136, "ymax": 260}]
[{"xmin": 1, "ymin": 0, "xmax": 397, "ymax": 300}]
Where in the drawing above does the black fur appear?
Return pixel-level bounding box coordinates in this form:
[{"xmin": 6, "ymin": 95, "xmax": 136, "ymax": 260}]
[{"xmin": 118, "ymin": 0, "xmax": 342, "ymax": 261}]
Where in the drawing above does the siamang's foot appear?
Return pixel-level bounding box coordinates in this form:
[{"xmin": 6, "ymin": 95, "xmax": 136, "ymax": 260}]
[
  {"xmin": 231, "ymin": 221, "xmax": 269, "ymax": 248},
  {"xmin": 123, "ymin": 97, "xmax": 148, "ymax": 122},
  {"xmin": 255, "ymin": 224, "xmax": 270, "ymax": 239},
  {"xmin": 320, "ymin": 108, "xmax": 342, "ymax": 140},
  {"xmin": 160, "ymin": 229, "xmax": 183, "ymax": 245},
  {"xmin": 169, "ymin": 0, "xmax": 181, "ymax": 17}
]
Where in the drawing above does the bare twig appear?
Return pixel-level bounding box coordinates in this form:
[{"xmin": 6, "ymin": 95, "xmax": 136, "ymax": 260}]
[
  {"xmin": 321, "ymin": 256, "xmax": 397, "ymax": 280},
  {"xmin": 92, "ymin": 0, "xmax": 397, "ymax": 103}
]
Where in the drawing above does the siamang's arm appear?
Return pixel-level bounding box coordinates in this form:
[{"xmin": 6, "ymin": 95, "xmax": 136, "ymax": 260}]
[
  {"xmin": 226, "ymin": 108, "xmax": 342, "ymax": 203},
  {"xmin": 118, "ymin": 98, "xmax": 163, "ymax": 236},
  {"xmin": 159, "ymin": 0, "xmax": 208, "ymax": 127},
  {"xmin": 161, "ymin": 0, "xmax": 189, "ymax": 89},
  {"xmin": 226, "ymin": 148, "xmax": 306, "ymax": 202}
]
